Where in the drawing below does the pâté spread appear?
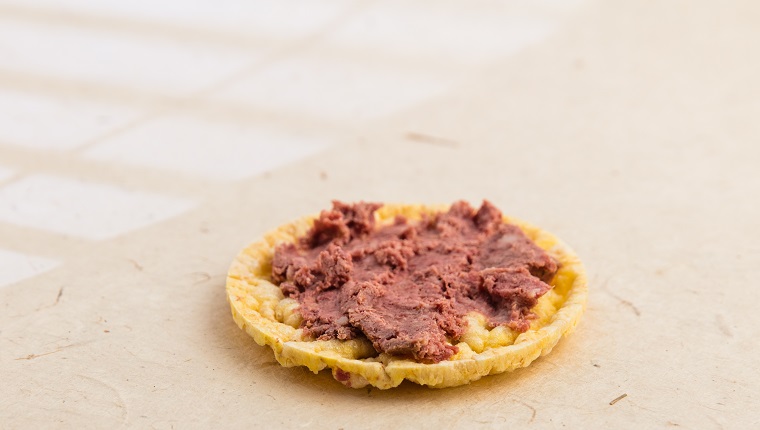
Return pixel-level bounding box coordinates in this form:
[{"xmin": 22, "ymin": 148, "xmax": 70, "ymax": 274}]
[{"xmin": 272, "ymin": 201, "xmax": 559, "ymax": 363}]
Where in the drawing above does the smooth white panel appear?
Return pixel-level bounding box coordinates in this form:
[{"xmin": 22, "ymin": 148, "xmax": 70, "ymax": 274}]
[
  {"xmin": 0, "ymin": 174, "xmax": 196, "ymax": 240},
  {"xmin": 0, "ymin": 18, "xmax": 257, "ymax": 96},
  {"xmin": 0, "ymin": 88, "xmax": 142, "ymax": 150},
  {"xmin": 0, "ymin": 248, "xmax": 60, "ymax": 288},
  {"xmin": 211, "ymin": 55, "xmax": 453, "ymax": 122},
  {"xmin": 83, "ymin": 115, "xmax": 331, "ymax": 181}
]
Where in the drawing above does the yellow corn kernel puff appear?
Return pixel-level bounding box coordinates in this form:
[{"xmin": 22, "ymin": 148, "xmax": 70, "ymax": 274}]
[{"xmin": 226, "ymin": 204, "xmax": 587, "ymax": 389}]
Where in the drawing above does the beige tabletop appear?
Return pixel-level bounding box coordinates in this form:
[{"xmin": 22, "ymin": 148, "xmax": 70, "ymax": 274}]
[{"xmin": 1, "ymin": 1, "xmax": 758, "ymax": 428}]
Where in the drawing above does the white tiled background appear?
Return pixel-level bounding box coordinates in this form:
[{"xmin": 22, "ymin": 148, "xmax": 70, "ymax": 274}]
[{"xmin": 0, "ymin": 0, "xmax": 582, "ymax": 287}]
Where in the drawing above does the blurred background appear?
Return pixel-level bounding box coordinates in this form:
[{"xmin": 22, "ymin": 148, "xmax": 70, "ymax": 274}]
[{"xmin": 0, "ymin": 0, "xmax": 585, "ymax": 286}]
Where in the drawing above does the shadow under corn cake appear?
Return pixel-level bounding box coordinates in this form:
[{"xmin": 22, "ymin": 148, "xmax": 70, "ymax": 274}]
[{"xmin": 226, "ymin": 201, "xmax": 587, "ymax": 389}]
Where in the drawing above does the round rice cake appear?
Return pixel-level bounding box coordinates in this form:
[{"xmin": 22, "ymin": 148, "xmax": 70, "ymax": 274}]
[{"xmin": 226, "ymin": 203, "xmax": 587, "ymax": 389}]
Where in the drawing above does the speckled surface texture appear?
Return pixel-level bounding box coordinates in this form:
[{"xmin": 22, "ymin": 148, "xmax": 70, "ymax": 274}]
[{"xmin": 0, "ymin": 1, "xmax": 757, "ymax": 428}]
